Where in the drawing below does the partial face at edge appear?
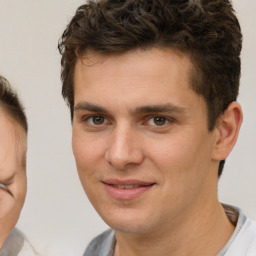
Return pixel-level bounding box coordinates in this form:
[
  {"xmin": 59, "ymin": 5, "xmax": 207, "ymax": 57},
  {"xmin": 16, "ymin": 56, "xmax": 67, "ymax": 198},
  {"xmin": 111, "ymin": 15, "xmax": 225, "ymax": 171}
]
[
  {"xmin": 0, "ymin": 109, "xmax": 27, "ymax": 233},
  {"xmin": 72, "ymin": 48, "xmax": 220, "ymax": 234}
]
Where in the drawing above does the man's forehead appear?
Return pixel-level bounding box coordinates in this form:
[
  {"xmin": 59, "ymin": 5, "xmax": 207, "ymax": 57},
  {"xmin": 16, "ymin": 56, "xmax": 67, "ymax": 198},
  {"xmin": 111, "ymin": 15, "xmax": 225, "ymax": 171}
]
[
  {"xmin": 74, "ymin": 48, "xmax": 194, "ymax": 92},
  {"xmin": 76, "ymin": 47, "xmax": 192, "ymax": 71},
  {"xmin": 73, "ymin": 47, "xmax": 202, "ymax": 115}
]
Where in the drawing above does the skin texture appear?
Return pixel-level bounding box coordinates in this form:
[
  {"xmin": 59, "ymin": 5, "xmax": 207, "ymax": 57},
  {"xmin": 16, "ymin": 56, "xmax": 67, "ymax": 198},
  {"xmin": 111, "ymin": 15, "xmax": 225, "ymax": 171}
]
[
  {"xmin": 72, "ymin": 48, "xmax": 243, "ymax": 256},
  {"xmin": 0, "ymin": 108, "xmax": 27, "ymax": 248}
]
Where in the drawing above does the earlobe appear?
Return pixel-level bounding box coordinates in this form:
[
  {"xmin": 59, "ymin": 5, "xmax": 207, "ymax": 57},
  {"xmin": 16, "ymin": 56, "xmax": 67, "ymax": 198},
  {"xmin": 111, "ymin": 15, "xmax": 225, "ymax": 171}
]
[{"xmin": 212, "ymin": 101, "xmax": 243, "ymax": 161}]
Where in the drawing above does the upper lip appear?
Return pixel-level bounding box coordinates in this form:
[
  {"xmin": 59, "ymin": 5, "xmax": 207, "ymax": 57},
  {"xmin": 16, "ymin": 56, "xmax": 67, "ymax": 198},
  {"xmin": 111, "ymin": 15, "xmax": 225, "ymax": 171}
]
[{"xmin": 102, "ymin": 179, "xmax": 155, "ymax": 186}]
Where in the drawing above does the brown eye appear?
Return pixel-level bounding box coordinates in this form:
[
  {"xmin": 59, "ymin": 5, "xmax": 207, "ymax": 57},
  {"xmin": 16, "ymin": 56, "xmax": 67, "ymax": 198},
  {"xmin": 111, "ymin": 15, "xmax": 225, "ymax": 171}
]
[
  {"xmin": 92, "ymin": 116, "xmax": 105, "ymax": 125},
  {"xmin": 153, "ymin": 117, "xmax": 167, "ymax": 126}
]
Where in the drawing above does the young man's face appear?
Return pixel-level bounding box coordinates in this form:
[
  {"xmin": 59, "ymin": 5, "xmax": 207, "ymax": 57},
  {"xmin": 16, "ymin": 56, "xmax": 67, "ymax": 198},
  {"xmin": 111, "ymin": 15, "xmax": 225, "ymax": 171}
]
[
  {"xmin": 72, "ymin": 48, "xmax": 220, "ymax": 235},
  {"xmin": 0, "ymin": 109, "xmax": 27, "ymax": 244}
]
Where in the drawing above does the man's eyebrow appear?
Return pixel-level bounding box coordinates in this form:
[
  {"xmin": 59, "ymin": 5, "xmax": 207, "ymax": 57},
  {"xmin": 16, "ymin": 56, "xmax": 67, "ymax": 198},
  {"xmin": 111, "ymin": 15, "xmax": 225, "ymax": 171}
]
[
  {"xmin": 74, "ymin": 102, "xmax": 108, "ymax": 113},
  {"xmin": 74, "ymin": 102, "xmax": 186, "ymax": 115},
  {"xmin": 134, "ymin": 104, "xmax": 186, "ymax": 115}
]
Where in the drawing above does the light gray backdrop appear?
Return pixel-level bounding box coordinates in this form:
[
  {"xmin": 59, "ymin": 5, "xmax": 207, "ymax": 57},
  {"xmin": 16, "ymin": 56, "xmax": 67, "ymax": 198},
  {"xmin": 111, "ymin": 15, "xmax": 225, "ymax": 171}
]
[{"xmin": 0, "ymin": 1, "xmax": 255, "ymax": 255}]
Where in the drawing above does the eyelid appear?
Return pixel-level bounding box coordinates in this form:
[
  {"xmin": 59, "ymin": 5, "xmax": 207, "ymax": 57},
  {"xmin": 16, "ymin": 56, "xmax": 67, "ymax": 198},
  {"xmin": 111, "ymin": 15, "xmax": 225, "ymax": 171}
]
[
  {"xmin": 78, "ymin": 113, "xmax": 176, "ymax": 128},
  {"xmin": 0, "ymin": 174, "xmax": 16, "ymax": 185},
  {"xmin": 81, "ymin": 114, "xmax": 112, "ymax": 126},
  {"xmin": 144, "ymin": 115, "xmax": 175, "ymax": 123},
  {"xmin": 0, "ymin": 182, "xmax": 13, "ymax": 196}
]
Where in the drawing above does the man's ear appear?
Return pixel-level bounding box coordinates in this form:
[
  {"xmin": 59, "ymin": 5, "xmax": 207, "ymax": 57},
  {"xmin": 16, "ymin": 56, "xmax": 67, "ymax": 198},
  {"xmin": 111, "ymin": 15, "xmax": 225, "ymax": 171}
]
[{"xmin": 212, "ymin": 101, "xmax": 243, "ymax": 161}]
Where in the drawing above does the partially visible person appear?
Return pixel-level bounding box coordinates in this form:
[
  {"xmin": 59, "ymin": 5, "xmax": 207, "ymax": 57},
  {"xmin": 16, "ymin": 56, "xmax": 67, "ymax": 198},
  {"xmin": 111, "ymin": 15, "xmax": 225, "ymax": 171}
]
[{"xmin": 0, "ymin": 75, "xmax": 38, "ymax": 256}]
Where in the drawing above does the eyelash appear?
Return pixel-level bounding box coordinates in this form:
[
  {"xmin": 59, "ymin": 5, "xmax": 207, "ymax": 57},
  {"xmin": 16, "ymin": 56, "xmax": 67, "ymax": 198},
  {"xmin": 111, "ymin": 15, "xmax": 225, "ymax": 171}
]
[
  {"xmin": 81, "ymin": 114, "xmax": 175, "ymax": 127},
  {"xmin": 82, "ymin": 115, "xmax": 110, "ymax": 126},
  {"xmin": 146, "ymin": 116, "xmax": 178, "ymax": 131}
]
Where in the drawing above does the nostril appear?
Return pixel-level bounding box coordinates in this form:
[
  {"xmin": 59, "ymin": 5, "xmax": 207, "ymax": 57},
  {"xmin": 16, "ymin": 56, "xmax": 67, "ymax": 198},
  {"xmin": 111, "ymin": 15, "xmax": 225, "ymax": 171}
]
[{"xmin": 105, "ymin": 152, "xmax": 144, "ymax": 170}]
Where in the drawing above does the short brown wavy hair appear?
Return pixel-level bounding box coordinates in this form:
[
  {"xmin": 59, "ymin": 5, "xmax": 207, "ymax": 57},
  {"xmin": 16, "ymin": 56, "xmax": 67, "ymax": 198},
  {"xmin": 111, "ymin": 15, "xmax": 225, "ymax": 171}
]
[
  {"xmin": 0, "ymin": 75, "xmax": 28, "ymax": 132},
  {"xmin": 58, "ymin": 0, "xmax": 242, "ymax": 176}
]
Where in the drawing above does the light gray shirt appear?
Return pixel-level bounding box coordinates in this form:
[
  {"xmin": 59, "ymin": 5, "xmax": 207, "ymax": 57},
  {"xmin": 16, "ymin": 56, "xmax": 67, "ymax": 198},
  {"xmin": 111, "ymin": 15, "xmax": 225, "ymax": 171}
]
[
  {"xmin": 83, "ymin": 204, "xmax": 256, "ymax": 256},
  {"xmin": 0, "ymin": 228, "xmax": 38, "ymax": 256}
]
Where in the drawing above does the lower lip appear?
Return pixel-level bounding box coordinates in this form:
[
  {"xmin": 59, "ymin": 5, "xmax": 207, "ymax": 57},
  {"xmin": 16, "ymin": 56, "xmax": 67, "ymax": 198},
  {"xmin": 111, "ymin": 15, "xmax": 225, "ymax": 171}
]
[{"xmin": 103, "ymin": 183, "xmax": 154, "ymax": 200}]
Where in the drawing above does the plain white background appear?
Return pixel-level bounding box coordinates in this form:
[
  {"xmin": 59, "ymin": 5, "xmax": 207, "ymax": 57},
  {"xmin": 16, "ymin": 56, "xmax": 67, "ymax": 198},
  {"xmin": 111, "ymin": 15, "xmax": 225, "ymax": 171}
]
[{"xmin": 0, "ymin": 1, "xmax": 255, "ymax": 255}]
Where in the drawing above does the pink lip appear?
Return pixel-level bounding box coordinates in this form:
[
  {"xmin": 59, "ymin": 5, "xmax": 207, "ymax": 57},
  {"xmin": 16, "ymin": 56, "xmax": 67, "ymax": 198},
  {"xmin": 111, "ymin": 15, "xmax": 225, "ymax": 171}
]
[{"xmin": 103, "ymin": 179, "xmax": 155, "ymax": 200}]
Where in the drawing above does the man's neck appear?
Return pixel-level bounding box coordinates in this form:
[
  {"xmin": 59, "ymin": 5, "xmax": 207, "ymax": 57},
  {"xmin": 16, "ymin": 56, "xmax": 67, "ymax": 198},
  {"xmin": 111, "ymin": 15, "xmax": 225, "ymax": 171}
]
[{"xmin": 114, "ymin": 202, "xmax": 235, "ymax": 256}]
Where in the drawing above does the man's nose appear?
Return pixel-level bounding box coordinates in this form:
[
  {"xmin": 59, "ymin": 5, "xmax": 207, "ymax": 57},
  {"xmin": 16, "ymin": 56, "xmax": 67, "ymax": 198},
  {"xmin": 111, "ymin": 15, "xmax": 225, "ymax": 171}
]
[{"xmin": 104, "ymin": 125, "xmax": 144, "ymax": 170}]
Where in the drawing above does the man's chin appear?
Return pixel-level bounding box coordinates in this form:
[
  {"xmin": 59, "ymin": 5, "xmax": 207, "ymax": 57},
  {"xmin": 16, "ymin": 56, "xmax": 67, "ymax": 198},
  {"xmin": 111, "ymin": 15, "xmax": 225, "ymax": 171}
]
[{"xmin": 104, "ymin": 215, "xmax": 155, "ymax": 235}]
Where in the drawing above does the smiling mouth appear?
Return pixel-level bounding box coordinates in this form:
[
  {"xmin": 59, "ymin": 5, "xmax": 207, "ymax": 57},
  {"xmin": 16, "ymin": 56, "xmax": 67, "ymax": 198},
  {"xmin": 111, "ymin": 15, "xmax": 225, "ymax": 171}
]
[
  {"xmin": 103, "ymin": 180, "xmax": 155, "ymax": 200},
  {"xmin": 103, "ymin": 181, "xmax": 155, "ymax": 189}
]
